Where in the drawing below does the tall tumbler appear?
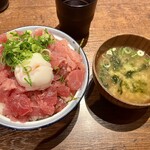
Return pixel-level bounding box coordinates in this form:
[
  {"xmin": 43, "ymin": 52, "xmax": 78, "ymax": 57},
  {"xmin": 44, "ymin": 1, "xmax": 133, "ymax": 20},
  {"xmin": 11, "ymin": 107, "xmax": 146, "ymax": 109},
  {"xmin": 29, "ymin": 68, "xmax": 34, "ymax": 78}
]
[{"xmin": 55, "ymin": 0, "xmax": 97, "ymax": 40}]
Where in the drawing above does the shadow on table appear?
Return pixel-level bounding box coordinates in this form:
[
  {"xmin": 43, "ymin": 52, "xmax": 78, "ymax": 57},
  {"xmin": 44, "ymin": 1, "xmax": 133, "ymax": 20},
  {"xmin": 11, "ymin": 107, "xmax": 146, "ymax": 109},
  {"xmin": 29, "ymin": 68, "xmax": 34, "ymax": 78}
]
[
  {"xmin": 0, "ymin": 105, "xmax": 79, "ymax": 150},
  {"xmin": 34, "ymin": 105, "xmax": 79, "ymax": 150},
  {"xmin": 55, "ymin": 24, "xmax": 89, "ymax": 48},
  {"xmin": 85, "ymin": 79, "xmax": 150, "ymax": 132}
]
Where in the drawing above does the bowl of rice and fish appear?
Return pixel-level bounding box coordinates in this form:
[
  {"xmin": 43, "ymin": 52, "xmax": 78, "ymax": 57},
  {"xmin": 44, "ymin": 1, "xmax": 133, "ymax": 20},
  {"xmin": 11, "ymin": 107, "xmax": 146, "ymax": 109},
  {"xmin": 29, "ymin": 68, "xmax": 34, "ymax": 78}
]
[{"xmin": 0, "ymin": 26, "xmax": 89, "ymax": 129}]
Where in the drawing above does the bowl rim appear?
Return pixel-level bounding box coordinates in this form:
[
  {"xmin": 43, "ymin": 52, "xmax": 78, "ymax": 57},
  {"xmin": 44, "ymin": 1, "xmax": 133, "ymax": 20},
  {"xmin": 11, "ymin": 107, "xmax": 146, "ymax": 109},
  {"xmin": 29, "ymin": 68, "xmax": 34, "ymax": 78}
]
[
  {"xmin": 93, "ymin": 33, "xmax": 150, "ymax": 108},
  {"xmin": 0, "ymin": 25, "xmax": 90, "ymax": 130}
]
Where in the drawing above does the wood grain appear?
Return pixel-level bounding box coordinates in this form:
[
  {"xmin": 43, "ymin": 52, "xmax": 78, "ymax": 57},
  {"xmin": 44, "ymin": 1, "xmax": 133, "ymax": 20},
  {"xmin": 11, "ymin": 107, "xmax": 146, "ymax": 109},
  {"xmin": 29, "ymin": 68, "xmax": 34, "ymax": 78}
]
[{"xmin": 0, "ymin": 0, "xmax": 150, "ymax": 149}]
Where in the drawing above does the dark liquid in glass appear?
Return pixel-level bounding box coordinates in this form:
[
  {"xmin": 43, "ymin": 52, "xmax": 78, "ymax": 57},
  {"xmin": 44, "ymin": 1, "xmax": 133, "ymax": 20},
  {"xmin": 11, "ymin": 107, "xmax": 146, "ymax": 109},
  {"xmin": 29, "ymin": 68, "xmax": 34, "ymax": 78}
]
[
  {"xmin": 55, "ymin": 0, "xmax": 97, "ymax": 39},
  {"xmin": 63, "ymin": 0, "xmax": 89, "ymax": 7}
]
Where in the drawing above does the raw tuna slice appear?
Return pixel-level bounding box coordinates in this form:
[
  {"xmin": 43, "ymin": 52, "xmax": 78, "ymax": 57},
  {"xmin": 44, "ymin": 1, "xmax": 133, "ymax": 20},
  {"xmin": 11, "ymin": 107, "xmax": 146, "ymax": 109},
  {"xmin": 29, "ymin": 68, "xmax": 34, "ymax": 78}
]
[
  {"xmin": 5, "ymin": 93, "xmax": 32, "ymax": 118},
  {"xmin": 33, "ymin": 28, "xmax": 44, "ymax": 37},
  {"xmin": 0, "ymin": 78, "xmax": 17, "ymax": 103},
  {"xmin": 66, "ymin": 69, "xmax": 84, "ymax": 91},
  {"xmin": 0, "ymin": 33, "xmax": 7, "ymax": 44}
]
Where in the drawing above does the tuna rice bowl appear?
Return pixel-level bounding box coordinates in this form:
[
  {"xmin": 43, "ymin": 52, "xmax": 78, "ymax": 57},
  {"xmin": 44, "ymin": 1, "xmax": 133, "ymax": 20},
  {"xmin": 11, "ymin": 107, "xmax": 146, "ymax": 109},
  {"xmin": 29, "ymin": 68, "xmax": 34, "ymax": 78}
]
[{"xmin": 0, "ymin": 26, "xmax": 89, "ymax": 127}]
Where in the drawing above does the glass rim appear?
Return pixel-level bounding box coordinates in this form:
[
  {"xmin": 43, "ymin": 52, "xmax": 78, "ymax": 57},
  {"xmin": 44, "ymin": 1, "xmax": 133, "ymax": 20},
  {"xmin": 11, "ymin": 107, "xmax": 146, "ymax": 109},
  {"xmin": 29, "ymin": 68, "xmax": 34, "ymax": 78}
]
[{"xmin": 62, "ymin": 0, "xmax": 97, "ymax": 8}]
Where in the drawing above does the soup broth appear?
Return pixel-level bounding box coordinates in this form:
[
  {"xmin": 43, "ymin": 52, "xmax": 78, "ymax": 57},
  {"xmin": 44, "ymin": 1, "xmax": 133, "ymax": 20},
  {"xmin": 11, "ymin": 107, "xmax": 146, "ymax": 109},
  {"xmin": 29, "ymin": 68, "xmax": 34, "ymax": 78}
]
[{"xmin": 97, "ymin": 47, "xmax": 150, "ymax": 104}]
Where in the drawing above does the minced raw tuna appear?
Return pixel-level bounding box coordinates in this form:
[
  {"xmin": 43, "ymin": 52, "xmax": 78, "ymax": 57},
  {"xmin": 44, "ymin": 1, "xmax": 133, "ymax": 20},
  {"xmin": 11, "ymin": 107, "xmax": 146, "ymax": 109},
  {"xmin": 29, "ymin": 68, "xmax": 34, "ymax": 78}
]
[{"xmin": 0, "ymin": 28, "xmax": 85, "ymax": 122}]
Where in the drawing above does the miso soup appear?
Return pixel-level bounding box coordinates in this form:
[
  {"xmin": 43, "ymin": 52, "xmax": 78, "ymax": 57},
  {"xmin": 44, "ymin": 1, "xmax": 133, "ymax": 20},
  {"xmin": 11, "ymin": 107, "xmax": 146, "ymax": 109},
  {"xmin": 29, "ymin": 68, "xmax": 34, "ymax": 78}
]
[{"xmin": 97, "ymin": 47, "xmax": 150, "ymax": 104}]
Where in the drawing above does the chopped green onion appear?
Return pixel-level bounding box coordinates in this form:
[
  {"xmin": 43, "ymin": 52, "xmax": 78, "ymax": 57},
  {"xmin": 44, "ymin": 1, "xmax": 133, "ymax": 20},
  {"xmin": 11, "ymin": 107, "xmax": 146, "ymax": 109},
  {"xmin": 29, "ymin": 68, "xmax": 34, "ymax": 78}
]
[
  {"xmin": 125, "ymin": 70, "xmax": 136, "ymax": 78},
  {"xmin": 111, "ymin": 75, "xmax": 119, "ymax": 84},
  {"xmin": 123, "ymin": 47, "xmax": 132, "ymax": 54},
  {"xmin": 137, "ymin": 50, "xmax": 145, "ymax": 56},
  {"xmin": 23, "ymin": 66, "xmax": 32, "ymax": 86},
  {"xmin": 26, "ymin": 30, "xmax": 32, "ymax": 34},
  {"xmin": 24, "ymin": 77, "xmax": 32, "ymax": 86},
  {"xmin": 67, "ymin": 95, "xmax": 78, "ymax": 103},
  {"xmin": 41, "ymin": 49, "xmax": 51, "ymax": 56},
  {"xmin": 23, "ymin": 66, "xmax": 32, "ymax": 73},
  {"xmin": 112, "ymin": 48, "xmax": 116, "ymax": 51},
  {"xmin": 118, "ymin": 79, "xmax": 123, "ymax": 94},
  {"xmin": 131, "ymin": 53, "xmax": 138, "ymax": 57},
  {"xmin": 103, "ymin": 59, "xmax": 111, "ymax": 68},
  {"xmin": 2, "ymin": 29, "xmax": 54, "ymax": 69},
  {"xmin": 106, "ymin": 50, "xmax": 113, "ymax": 56},
  {"xmin": 77, "ymin": 38, "xmax": 84, "ymax": 54},
  {"xmin": 59, "ymin": 75, "xmax": 65, "ymax": 83},
  {"xmin": 40, "ymin": 49, "xmax": 51, "ymax": 61}
]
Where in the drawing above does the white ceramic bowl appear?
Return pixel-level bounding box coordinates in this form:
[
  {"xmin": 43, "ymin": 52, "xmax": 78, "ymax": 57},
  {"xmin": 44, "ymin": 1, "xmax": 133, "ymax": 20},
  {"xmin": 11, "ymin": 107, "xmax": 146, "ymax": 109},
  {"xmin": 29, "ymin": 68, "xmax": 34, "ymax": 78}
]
[{"xmin": 0, "ymin": 26, "xmax": 89, "ymax": 130}]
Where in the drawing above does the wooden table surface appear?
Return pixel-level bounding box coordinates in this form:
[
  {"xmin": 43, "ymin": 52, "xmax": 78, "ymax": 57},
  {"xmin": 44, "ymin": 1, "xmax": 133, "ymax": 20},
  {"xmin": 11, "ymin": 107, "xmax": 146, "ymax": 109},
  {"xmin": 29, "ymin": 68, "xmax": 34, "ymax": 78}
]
[{"xmin": 0, "ymin": 0, "xmax": 150, "ymax": 149}]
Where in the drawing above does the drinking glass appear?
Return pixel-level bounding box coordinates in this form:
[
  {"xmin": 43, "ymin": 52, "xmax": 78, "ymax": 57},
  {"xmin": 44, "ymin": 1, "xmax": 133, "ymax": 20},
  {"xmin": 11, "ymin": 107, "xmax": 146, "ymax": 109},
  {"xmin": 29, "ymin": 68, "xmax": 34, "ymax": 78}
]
[{"xmin": 55, "ymin": 0, "xmax": 97, "ymax": 40}]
